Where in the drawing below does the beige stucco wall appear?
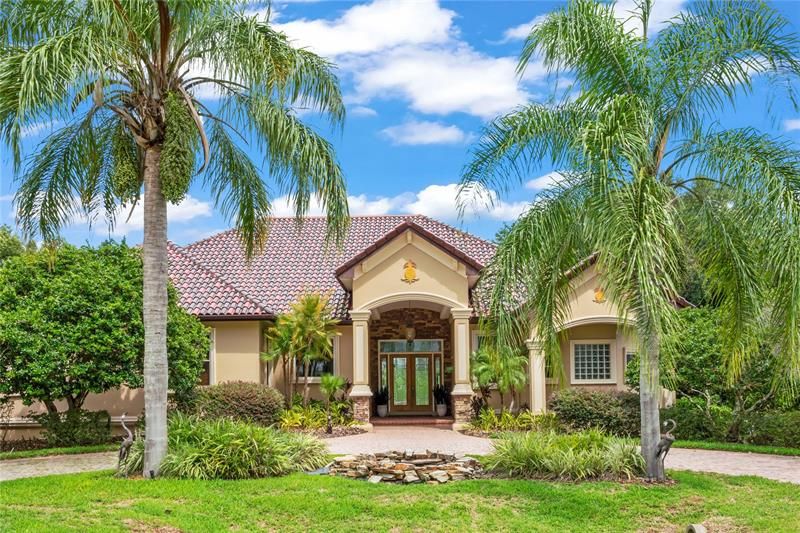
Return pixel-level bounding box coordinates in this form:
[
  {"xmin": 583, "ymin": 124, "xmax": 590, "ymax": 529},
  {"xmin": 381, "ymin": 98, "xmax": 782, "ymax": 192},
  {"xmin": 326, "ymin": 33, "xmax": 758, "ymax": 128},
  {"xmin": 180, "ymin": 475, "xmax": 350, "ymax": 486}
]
[
  {"xmin": 207, "ymin": 320, "xmax": 263, "ymax": 384},
  {"xmin": 352, "ymin": 232, "xmax": 469, "ymax": 309}
]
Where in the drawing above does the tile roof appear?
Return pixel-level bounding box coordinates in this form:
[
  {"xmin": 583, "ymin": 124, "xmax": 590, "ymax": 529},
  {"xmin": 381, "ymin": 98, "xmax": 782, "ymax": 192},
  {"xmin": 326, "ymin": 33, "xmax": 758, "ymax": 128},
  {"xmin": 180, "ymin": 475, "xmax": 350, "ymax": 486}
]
[{"xmin": 168, "ymin": 215, "xmax": 496, "ymax": 320}]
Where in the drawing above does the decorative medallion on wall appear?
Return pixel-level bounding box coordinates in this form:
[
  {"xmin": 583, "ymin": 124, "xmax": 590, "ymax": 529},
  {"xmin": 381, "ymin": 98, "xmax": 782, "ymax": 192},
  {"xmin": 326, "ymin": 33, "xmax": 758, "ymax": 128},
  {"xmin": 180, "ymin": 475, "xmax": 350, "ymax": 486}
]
[
  {"xmin": 593, "ymin": 287, "xmax": 607, "ymax": 303},
  {"xmin": 401, "ymin": 260, "xmax": 419, "ymax": 284}
]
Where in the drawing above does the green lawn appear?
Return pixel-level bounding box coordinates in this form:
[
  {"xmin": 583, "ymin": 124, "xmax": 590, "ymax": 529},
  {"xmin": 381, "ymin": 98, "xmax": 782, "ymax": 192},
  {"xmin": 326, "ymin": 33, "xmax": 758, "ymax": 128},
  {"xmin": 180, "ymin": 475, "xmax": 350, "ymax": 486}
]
[
  {"xmin": 1, "ymin": 471, "xmax": 798, "ymax": 532},
  {"xmin": 673, "ymin": 440, "xmax": 800, "ymax": 457},
  {"xmin": 0, "ymin": 444, "xmax": 118, "ymax": 461}
]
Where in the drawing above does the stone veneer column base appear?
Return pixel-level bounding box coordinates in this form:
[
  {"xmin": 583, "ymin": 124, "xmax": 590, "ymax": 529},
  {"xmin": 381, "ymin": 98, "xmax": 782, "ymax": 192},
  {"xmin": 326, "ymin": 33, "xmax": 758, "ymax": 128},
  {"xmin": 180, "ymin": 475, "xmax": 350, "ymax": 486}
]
[
  {"xmin": 351, "ymin": 396, "xmax": 373, "ymax": 429},
  {"xmin": 451, "ymin": 394, "xmax": 474, "ymax": 430}
]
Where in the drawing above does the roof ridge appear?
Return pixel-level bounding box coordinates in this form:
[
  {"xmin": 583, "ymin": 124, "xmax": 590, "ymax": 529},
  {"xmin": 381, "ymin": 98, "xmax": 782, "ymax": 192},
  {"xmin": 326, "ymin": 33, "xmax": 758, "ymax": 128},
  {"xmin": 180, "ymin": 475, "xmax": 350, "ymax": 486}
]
[
  {"xmin": 168, "ymin": 242, "xmax": 271, "ymax": 315},
  {"xmin": 410, "ymin": 214, "xmax": 498, "ymax": 249}
]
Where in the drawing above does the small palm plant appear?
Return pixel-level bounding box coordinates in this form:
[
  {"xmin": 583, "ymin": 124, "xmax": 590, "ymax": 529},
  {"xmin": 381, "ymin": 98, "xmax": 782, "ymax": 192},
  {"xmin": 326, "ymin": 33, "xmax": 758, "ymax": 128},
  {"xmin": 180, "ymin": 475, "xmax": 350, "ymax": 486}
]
[
  {"xmin": 319, "ymin": 374, "xmax": 346, "ymax": 434},
  {"xmin": 288, "ymin": 293, "xmax": 339, "ymax": 407},
  {"xmin": 262, "ymin": 316, "xmax": 297, "ymax": 404},
  {"xmin": 471, "ymin": 344, "xmax": 528, "ymax": 411}
]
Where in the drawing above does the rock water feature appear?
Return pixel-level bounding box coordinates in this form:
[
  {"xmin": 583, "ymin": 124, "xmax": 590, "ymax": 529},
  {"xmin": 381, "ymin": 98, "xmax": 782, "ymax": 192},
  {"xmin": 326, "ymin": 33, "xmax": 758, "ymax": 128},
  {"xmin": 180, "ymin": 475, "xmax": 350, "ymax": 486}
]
[{"xmin": 330, "ymin": 451, "xmax": 482, "ymax": 484}]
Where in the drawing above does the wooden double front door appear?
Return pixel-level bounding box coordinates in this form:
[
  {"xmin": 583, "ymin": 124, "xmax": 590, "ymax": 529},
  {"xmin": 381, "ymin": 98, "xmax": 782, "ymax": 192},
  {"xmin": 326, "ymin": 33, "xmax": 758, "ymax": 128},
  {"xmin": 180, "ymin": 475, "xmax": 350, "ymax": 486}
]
[{"xmin": 388, "ymin": 353, "xmax": 433, "ymax": 413}]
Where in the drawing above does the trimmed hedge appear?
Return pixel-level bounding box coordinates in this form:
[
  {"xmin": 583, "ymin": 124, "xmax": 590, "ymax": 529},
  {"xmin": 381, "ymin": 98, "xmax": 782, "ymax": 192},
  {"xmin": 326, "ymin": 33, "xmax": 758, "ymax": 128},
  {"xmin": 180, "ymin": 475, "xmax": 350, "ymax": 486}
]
[
  {"xmin": 549, "ymin": 389, "xmax": 640, "ymax": 437},
  {"xmin": 741, "ymin": 411, "xmax": 800, "ymax": 447},
  {"xmin": 32, "ymin": 409, "xmax": 111, "ymax": 447},
  {"xmin": 187, "ymin": 382, "xmax": 284, "ymax": 426}
]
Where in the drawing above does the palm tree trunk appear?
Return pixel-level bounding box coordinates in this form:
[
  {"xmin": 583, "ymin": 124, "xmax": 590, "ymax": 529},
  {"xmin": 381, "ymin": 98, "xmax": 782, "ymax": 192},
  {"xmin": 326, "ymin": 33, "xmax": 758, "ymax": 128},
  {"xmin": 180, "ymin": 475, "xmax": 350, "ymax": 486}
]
[
  {"xmin": 640, "ymin": 333, "xmax": 664, "ymax": 481},
  {"xmin": 142, "ymin": 146, "xmax": 169, "ymax": 478},
  {"xmin": 303, "ymin": 361, "xmax": 310, "ymax": 407}
]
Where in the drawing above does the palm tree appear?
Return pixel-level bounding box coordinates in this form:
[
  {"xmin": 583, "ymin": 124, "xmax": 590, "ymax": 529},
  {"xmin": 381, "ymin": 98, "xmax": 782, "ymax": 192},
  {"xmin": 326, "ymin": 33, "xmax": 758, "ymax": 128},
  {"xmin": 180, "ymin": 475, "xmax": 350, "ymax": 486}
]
[
  {"xmin": 262, "ymin": 315, "xmax": 296, "ymax": 403},
  {"xmin": 319, "ymin": 373, "xmax": 346, "ymax": 434},
  {"xmin": 471, "ymin": 344, "xmax": 528, "ymax": 411},
  {"xmin": 1, "ymin": 1, "xmax": 349, "ymax": 477},
  {"xmin": 459, "ymin": 0, "xmax": 800, "ymax": 481},
  {"xmin": 288, "ymin": 293, "xmax": 339, "ymax": 407}
]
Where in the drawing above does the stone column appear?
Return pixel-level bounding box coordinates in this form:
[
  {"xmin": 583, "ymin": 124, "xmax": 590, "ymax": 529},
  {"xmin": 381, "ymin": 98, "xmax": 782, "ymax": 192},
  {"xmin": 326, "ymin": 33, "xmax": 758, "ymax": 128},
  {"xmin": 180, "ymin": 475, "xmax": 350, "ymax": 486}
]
[
  {"xmin": 526, "ymin": 340, "xmax": 547, "ymax": 414},
  {"xmin": 450, "ymin": 308, "xmax": 474, "ymax": 427},
  {"xmin": 349, "ymin": 310, "xmax": 373, "ymax": 426}
]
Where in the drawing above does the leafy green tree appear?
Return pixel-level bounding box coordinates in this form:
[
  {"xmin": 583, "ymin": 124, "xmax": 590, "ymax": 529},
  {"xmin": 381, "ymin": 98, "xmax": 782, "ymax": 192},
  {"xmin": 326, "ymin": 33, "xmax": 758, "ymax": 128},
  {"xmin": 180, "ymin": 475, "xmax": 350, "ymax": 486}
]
[
  {"xmin": 0, "ymin": 241, "xmax": 209, "ymax": 414},
  {"xmin": 0, "ymin": 225, "xmax": 29, "ymax": 263},
  {"xmin": 1, "ymin": 0, "xmax": 348, "ymax": 475},
  {"xmin": 459, "ymin": 0, "xmax": 800, "ymax": 480},
  {"xmin": 471, "ymin": 344, "xmax": 528, "ymax": 411},
  {"xmin": 319, "ymin": 374, "xmax": 346, "ymax": 434}
]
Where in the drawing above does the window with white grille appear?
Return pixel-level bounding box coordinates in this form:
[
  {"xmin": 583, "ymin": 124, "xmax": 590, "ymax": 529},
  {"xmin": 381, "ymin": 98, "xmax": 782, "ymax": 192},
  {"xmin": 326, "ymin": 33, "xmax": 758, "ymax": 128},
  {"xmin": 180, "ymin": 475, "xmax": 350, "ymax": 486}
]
[{"xmin": 572, "ymin": 343, "xmax": 612, "ymax": 382}]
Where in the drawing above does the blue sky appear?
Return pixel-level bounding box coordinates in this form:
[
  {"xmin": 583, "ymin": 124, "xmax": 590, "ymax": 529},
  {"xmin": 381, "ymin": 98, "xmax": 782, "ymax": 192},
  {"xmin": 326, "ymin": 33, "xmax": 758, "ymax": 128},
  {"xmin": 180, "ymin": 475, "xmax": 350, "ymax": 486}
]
[{"xmin": 1, "ymin": 0, "xmax": 799, "ymax": 245}]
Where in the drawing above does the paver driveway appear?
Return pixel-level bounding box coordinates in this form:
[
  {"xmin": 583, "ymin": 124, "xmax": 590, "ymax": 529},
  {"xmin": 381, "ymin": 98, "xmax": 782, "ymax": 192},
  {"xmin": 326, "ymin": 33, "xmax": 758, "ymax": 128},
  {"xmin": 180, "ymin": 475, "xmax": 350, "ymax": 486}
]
[{"xmin": 2, "ymin": 429, "xmax": 798, "ymax": 484}]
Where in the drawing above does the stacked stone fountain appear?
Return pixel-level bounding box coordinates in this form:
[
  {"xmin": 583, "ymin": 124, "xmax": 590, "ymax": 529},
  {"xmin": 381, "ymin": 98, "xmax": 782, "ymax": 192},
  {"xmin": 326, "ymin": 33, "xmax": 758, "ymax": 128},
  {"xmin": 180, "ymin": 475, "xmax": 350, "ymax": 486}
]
[{"xmin": 330, "ymin": 451, "xmax": 482, "ymax": 484}]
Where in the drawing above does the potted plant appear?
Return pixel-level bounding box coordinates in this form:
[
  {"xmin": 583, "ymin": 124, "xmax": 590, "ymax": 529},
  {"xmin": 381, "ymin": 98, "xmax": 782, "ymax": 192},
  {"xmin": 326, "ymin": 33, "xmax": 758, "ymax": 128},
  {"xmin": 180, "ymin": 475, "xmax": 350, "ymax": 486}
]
[
  {"xmin": 374, "ymin": 386, "xmax": 389, "ymax": 417},
  {"xmin": 433, "ymin": 384, "xmax": 449, "ymax": 417}
]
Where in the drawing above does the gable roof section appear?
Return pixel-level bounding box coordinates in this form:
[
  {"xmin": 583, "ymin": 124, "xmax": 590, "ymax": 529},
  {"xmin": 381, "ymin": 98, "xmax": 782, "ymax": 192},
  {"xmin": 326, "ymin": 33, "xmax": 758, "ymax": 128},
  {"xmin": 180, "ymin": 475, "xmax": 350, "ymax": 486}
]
[
  {"xmin": 169, "ymin": 215, "xmax": 496, "ymax": 320},
  {"xmin": 167, "ymin": 242, "xmax": 270, "ymax": 319},
  {"xmin": 334, "ymin": 219, "xmax": 485, "ymax": 279}
]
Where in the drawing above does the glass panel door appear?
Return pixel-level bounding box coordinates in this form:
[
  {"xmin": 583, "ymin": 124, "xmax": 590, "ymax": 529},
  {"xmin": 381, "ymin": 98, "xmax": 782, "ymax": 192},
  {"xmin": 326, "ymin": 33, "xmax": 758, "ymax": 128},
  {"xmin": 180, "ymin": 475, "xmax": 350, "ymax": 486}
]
[
  {"xmin": 390, "ymin": 356, "xmax": 409, "ymax": 410},
  {"xmin": 414, "ymin": 356, "xmax": 431, "ymax": 408}
]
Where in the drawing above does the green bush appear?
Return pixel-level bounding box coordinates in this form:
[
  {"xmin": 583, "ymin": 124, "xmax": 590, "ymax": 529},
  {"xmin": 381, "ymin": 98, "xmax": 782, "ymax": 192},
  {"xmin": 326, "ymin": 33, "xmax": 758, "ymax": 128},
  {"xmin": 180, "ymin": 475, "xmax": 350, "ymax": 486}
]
[
  {"xmin": 741, "ymin": 411, "xmax": 800, "ymax": 447},
  {"xmin": 186, "ymin": 382, "xmax": 285, "ymax": 426},
  {"xmin": 120, "ymin": 414, "xmax": 328, "ymax": 479},
  {"xmin": 279, "ymin": 400, "xmax": 354, "ymax": 430},
  {"xmin": 484, "ymin": 429, "xmax": 645, "ymax": 481},
  {"xmin": 32, "ymin": 409, "xmax": 111, "ymax": 447},
  {"xmin": 470, "ymin": 409, "xmax": 561, "ymax": 433},
  {"xmin": 549, "ymin": 389, "xmax": 640, "ymax": 437},
  {"xmin": 660, "ymin": 397, "xmax": 733, "ymax": 441}
]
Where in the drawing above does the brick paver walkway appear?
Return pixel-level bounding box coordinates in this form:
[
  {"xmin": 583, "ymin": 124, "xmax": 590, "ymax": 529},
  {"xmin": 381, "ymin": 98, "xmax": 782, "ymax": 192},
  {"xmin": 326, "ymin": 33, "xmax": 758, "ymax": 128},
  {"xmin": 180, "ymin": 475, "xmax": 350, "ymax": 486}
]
[
  {"xmin": 2, "ymin": 432, "xmax": 798, "ymax": 484},
  {"xmin": 0, "ymin": 452, "xmax": 117, "ymax": 482}
]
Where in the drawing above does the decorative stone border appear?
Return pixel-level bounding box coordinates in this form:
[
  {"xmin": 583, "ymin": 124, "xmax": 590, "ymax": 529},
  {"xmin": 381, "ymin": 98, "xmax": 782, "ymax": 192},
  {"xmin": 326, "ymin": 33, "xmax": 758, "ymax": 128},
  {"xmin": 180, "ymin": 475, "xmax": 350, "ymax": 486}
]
[{"xmin": 330, "ymin": 450, "xmax": 482, "ymax": 484}]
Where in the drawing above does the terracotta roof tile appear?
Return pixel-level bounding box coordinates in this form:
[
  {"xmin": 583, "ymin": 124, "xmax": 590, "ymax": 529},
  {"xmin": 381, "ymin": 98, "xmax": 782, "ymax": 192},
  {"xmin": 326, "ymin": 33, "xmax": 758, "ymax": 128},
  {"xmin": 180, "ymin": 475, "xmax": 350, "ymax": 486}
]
[{"xmin": 169, "ymin": 215, "xmax": 496, "ymax": 320}]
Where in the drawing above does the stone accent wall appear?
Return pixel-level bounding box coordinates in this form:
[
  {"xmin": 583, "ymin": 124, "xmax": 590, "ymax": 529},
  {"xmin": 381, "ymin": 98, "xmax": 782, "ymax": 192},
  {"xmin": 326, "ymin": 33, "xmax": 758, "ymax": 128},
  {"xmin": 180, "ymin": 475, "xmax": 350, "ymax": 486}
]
[
  {"xmin": 451, "ymin": 394, "xmax": 473, "ymax": 425},
  {"xmin": 368, "ymin": 308, "xmax": 453, "ymax": 404},
  {"xmin": 352, "ymin": 396, "xmax": 371, "ymax": 424}
]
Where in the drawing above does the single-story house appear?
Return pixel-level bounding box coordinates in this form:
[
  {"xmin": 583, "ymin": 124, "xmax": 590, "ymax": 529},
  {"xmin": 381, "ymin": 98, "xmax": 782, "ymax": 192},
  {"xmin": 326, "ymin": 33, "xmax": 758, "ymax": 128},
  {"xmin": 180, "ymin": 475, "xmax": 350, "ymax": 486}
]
[{"xmin": 4, "ymin": 214, "xmax": 657, "ymax": 435}]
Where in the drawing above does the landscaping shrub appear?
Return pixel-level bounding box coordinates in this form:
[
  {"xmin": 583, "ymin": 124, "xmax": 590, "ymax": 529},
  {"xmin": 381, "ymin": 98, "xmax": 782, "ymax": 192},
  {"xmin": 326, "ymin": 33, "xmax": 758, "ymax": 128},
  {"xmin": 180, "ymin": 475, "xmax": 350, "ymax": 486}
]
[
  {"xmin": 741, "ymin": 411, "xmax": 800, "ymax": 447},
  {"xmin": 660, "ymin": 397, "xmax": 733, "ymax": 441},
  {"xmin": 279, "ymin": 400, "xmax": 354, "ymax": 430},
  {"xmin": 549, "ymin": 389, "xmax": 640, "ymax": 437},
  {"xmin": 469, "ymin": 408, "xmax": 561, "ymax": 433},
  {"xmin": 187, "ymin": 381, "xmax": 284, "ymax": 426},
  {"xmin": 484, "ymin": 429, "xmax": 644, "ymax": 481},
  {"xmin": 120, "ymin": 414, "xmax": 328, "ymax": 479},
  {"xmin": 32, "ymin": 409, "xmax": 111, "ymax": 447}
]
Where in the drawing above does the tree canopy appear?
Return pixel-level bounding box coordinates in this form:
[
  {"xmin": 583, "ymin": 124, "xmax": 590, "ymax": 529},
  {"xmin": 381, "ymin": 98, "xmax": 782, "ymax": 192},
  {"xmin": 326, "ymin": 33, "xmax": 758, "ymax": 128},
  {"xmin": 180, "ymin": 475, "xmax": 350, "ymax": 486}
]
[{"xmin": 0, "ymin": 241, "xmax": 209, "ymax": 412}]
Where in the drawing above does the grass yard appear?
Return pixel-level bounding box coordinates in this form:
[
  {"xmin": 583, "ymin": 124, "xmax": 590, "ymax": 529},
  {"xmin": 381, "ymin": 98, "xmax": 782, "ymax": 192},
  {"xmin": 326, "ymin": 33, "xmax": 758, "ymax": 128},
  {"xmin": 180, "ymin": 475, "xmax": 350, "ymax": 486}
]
[{"xmin": 1, "ymin": 470, "xmax": 799, "ymax": 532}]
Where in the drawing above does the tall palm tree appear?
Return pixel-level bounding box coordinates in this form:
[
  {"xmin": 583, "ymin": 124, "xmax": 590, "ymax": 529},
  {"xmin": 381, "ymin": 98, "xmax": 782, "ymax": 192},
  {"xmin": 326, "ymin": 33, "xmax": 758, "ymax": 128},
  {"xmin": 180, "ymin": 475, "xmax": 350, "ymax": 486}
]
[
  {"xmin": 459, "ymin": 0, "xmax": 800, "ymax": 481},
  {"xmin": 1, "ymin": 0, "xmax": 349, "ymax": 477}
]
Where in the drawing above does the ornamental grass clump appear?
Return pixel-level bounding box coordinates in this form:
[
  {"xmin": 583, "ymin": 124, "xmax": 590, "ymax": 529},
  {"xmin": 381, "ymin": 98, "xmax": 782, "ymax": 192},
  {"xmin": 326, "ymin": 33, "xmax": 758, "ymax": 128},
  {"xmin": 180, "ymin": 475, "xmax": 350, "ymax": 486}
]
[
  {"xmin": 484, "ymin": 429, "xmax": 645, "ymax": 481},
  {"xmin": 120, "ymin": 414, "xmax": 328, "ymax": 480}
]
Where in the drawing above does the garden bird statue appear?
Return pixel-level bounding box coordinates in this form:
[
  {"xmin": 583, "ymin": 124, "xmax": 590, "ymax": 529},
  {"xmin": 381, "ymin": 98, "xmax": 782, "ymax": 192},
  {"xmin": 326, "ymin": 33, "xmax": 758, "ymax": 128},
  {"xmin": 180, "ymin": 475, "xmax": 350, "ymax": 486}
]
[
  {"xmin": 118, "ymin": 412, "xmax": 134, "ymax": 474},
  {"xmin": 654, "ymin": 418, "xmax": 677, "ymax": 474}
]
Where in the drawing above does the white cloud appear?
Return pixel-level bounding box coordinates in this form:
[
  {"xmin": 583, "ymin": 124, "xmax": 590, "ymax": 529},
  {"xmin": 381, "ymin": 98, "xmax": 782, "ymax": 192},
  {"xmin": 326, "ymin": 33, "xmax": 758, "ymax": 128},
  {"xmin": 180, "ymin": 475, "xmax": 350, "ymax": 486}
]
[
  {"xmin": 380, "ymin": 120, "xmax": 472, "ymax": 145},
  {"xmin": 783, "ymin": 118, "xmax": 800, "ymax": 132},
  {"xmin": 274, "ymin": 0, "xmax": 456, "ymax": 57},
  {"xmin": 613, "ymin": 0, "xmax": 686, "ymax": 36},
  {"xmin": 350, "ymin": 44, "xmax": 541, "ymax": 119},
  {"xmin": 349, "ymin": 105, "xmax": 378, "ymax": 117},
  {"xmin": 0, "ymin": 194, "xmax": 14, "ymax": 202},
  {"xmin": 501, "ymin": 15, "xmax": 546, "ymax": 42},
  {"xmin": 99, "ymin": 195, "xmax": 212, "ymax": 237},
  {"xmin": 405, "ymin": 183, "xmax": 528, "ymax": 222},
  {"xmin": 525, "ymin": 171, "xmax": 566, "ymax": 191},
  {"xmin": 20, "ymin": 119, "xmax": 62, "ymax": 138},
  {"xmin": 271, "ymin": 183, "xmax": 528, "ymax": 223}
]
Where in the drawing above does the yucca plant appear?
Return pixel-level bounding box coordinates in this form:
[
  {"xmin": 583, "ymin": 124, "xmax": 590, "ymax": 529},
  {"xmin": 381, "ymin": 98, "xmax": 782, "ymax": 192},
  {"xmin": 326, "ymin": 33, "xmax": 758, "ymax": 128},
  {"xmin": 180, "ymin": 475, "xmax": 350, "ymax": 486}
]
[
  {"xmin": 2, "ymin": 0, "xmax": 349, "ymax": 477},
  {"xmin": 460, "ymin": 0, "xmax": 800, "ymax": 481}
]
